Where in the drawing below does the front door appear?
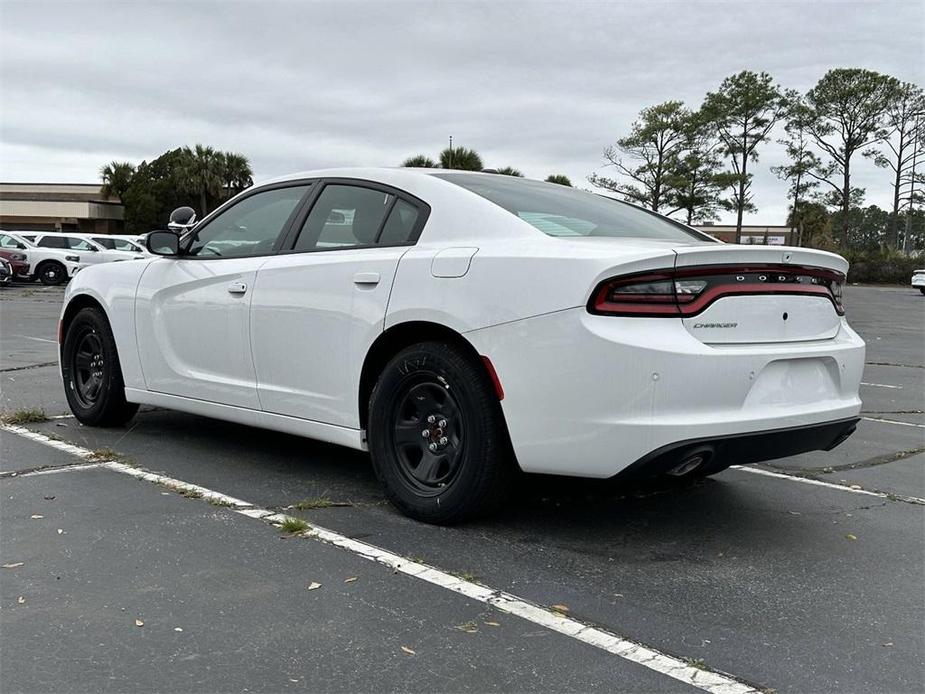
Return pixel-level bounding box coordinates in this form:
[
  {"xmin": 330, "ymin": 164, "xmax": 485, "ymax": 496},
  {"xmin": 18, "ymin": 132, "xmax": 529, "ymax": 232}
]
[{"xmin": 134, "ymin": 184, "xmax": 311, "ymax": 409}]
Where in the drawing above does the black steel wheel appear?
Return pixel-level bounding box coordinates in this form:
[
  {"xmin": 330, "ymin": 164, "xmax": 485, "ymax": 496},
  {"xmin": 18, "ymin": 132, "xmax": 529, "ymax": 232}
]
[
  {"xmin": 37, "ymin": 261, "xmax": 66, "ymax": 286},
  {"xmin": 62, "ymin": 307, "xmax": 138, "ymax": 426},
  {"xmin": 368, "ymin": 341, "xmax": 514, "ymax": 524}
]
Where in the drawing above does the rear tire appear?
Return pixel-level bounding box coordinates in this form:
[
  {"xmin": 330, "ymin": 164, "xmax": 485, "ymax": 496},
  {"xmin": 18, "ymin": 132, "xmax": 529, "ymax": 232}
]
[
  {"xmin": 368, "ymin": 341, "xmax": 514, "ymax": 524},
  {"xmin": 919, "ymin": 287, "xmax": 925, "ymax": 295},
  {"xmin": 36, "ymin": 261, "xmax": 66, "ymax": 286},
  {"xmin": 62, "ymin": 307, "xmax": 138, "ymax": 426}
]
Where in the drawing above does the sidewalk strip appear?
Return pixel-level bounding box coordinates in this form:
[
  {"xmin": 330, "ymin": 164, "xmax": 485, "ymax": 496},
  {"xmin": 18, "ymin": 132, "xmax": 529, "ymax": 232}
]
[{"xmin": 1, "ymin": 421, "xmax": 758, "ymax": 694}]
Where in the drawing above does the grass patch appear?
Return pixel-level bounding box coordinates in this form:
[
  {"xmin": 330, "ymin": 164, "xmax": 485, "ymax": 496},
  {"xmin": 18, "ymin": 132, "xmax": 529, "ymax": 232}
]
[
  {"xmin": 453, "ymin": 570, "xmax": 479, "ymax": 583},
  {"xmin": 279, "ymin": 516, "xmax": 309, "ymax": 534},
  {"xmin": 178, "ymin": 488, "xmax": 203, "ymax": 499},
  {"xmin": 87, "ymin": 447, "xmax": 129, "ymax": 463},
  {"xmin": 291, "ymin": 496, "xmax": 352, "ymax": 510},
  {"xmin": 684, "ymin": 657, "xmax": 706, "ymax": 670},
  {"xmin": 1, "ymin": 407, "xmax": 48, "ymax": 425},
  {"xmin": 208, "ymin": 497, "xmax": 234, "ymax": 507}
]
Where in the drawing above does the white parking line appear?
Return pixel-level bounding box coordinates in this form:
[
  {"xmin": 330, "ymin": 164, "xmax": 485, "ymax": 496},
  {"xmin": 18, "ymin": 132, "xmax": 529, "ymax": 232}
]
[
  {"xmin": 860, "ymin": 382, "xmax": 903, "ymax": 389},
  {"xmin": 729, "ymin": 466, "xmax": 925, "ymax": 505},
  {"xmin": 14, "ymin": 335, "xmax": 58, "ymax": 344},
  {"xmin": 861, "ymin": 416, "xmax": 925, "ymax": 429},
  {"xmin": 0, "ymin": 422, "xmax": 758, "ymax": 694}
]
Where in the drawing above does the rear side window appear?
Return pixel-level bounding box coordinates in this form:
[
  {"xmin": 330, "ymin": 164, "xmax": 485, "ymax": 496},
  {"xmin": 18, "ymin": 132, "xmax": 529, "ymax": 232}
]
[
  {"xmin": 93, "ymin": 237, "xmax": 115, "ymax": 249},
  {"xmin": 293, "ymin": 185, "xmax": 393, "ymax": 251},
  {"xmin": 378, "ymin": 199, "xmax": 421, "ymax": 246},
  {"xmin": 433, "ymin": 173, "xmax": 714, "ymax": 242}
]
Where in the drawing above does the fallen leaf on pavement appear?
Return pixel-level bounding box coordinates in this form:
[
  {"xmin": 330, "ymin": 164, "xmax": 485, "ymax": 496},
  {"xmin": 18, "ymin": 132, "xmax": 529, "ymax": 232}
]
[
  {"xmin": 344, "ymin": 577, "xmax": 358, "ymax": 583},
  {"xmin": 134, "ymin": 619, "xmax": 144, "ymax": 627},
  {"xmin": 17, "ymin": 596, "xmax": 25, "ymax": 604},
  {"xmin": 174, "ymin": 627, "xmax": 183, "ymax": 632},
  {"xmin": 307, "ymin": 582, "xmax": 322, "ymax": 591},
  {"xmin": 845, "ymin": 533, "xmax": 858, "ymax": 541},
  {"xmin": 551, "ymin": 604, "xmax": 569, "ymax": 613},
  {"xmin": 401, "ymin": 646, "xmax": 415, "ymax": 656},
  {"xmin": 57, "ymin": 529, "xmax": 64, "ymax": 535},
  {"xmin": 483, "ymin": 621, "xmax": 500, "ymax": 627},
  {"xmin": 2, "ymin": 562, "xmax": 24, "ymax": 569},
  {"xmin": 30, "ymin": 514, "xmax": 43, "ymax": 519}
]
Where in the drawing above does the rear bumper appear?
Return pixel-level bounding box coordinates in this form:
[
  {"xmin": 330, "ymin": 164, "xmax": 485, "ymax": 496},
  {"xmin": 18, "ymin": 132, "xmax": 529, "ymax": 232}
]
[
  {"xmin": 613, "ymin": 417, "xmax": 859, "ymax": 480},
  {"xmin": 466, "ymin": 307, "xmax": 865, "ymax": 478}
]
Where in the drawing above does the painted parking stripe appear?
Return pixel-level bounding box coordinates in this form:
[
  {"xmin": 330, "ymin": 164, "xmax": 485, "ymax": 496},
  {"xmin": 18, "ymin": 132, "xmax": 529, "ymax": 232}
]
[
  {"xmin": 860, "ymin": 382, "xmax": 903, "ymax": 389},
  {"xmin": 861, "ymin": 416, "xmax": 925, "ymax": 429},
  {"xmin": 0, "ymin": 422, "xmax": 758, "ymax": 694},
  {"xmin": 729, "ymin": 466, "xmax": 925, "ymax": 505}
]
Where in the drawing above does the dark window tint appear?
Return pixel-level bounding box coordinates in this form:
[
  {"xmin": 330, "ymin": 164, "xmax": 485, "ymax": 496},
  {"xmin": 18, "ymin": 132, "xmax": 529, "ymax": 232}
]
[
  {"xmin": 378, "ymin": 199, "xmax": 420, "ymax": 245},
  {"xmin": 433, "ymin": 173, "xmax": 714, "ymax": 242},
  {"xmin": 93, "ymin": 237, "xmax": 116, "ymax": 249},
  {"xmin": 38, "ymin": 236, "xmax": 67, "ymax": 249},
  {"xmin": 294, "ymin": 185, "xmax": 393, "ymax": 251},
  {"xmin": 188, "ymin": 186, "xmax": 309, "ymax": 258}
]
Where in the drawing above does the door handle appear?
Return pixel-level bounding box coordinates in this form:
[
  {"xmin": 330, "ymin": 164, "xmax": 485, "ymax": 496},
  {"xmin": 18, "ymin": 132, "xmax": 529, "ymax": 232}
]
[
  {"xmin": 353, "ymin": 272, "xmax": 380, "ymax": 286},
  {"xmin": 227, "ymin": 281, "xmax": 248, "ymax": 295}
]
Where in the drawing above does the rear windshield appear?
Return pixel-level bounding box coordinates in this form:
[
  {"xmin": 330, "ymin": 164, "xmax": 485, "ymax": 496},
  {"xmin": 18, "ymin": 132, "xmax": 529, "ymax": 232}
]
[{"xmin": 433, "ymin": 173, "xmax": 714, "ymax": 242}]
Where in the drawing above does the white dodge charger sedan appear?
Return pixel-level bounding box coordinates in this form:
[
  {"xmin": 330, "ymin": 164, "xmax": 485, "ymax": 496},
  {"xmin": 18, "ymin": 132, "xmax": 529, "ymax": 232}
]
[{"xmin": 59, "ymin": 169, "xmax": 864, "ymax": 523}]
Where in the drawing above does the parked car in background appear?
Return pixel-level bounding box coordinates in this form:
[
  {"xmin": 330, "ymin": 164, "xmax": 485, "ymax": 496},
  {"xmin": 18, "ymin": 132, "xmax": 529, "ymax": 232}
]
[
  {"xmin": 89, "ymin": 235, "xmax": 150, "ymax": 255},
  {"xmin": 58, "ymin": 168, "xmax": 864, "ymax": 524},
  {"xmin": 30, "ymin": 233, "xmax": 146, "ymax": 264},
  {"xmin": 0, "ymin": 234, "xmax": 31, "ymax": 280},
  {"xmin": 0, "ymin": 257, "xmax": 12, "ymax": 286},
  {"xmin": 913, "ymin": 269, "xmax": 925, "ymax": 294},
  {"xmin": 0, "ymin": 231, "xmax": 88, "ymax": 285}
]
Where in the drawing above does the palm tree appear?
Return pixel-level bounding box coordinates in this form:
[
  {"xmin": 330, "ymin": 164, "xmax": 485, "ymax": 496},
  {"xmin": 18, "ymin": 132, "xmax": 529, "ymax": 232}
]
[
  {"xmin": 220, "ymin": 152, "xmax": 254, "ymax": 198},
  {"xmin": 545, "ymin": 174, "xmax": 572, "ymax": 187},
  {"xmin": 402, "ymin": 154, "xmax": 437, "ymax": 168},
  {"xmin": 439, "ymin": 146, "xmax": 483, "ymax": 171},
  {"xmin": 99, "ymin": 161, "xmax": 136, "ymax": 200},
  {"xmin": 179, "ymin": 145, "xmax": 224, "ymax": 215},
  {"xmin": 494, "ymin": 166, "xmax": 524, "ymax": 177}
]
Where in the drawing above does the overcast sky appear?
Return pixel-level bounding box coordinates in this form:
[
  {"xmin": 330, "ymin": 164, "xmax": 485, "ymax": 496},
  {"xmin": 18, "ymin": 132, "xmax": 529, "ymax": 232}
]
[{"xmin": 1, "ymin": 0, "xmax": 923, "ymax": 224}]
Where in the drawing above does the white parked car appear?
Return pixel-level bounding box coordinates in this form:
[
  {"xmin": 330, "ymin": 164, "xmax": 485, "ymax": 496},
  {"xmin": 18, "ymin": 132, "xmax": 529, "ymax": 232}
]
[
  {"xmin": 58, "ymin": 169, "xmax": 864, "ymax": 523},
  {"xmin": 31, "ymin": 232, "xmax": 146, "ymax": 266},
  {"xmin": 0, "ymin": 231, "xmax": 88, "ymax": 285},
  {"xmin": 88, "ymin": 234, "xmax": 150, "ymax": 255},
  {"xmin": 912, "ymin": 269, "xmax": 925, "ymax": 294}
]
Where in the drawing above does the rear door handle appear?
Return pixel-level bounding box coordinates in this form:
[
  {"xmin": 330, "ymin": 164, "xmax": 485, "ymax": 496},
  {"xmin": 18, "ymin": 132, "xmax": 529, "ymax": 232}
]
[
  {"xmin": 353, "ymin": 272, "xmax": 380, "ymax": 286},
  {"xmin": 227, "ymin": 281, "xmax": 248, "ymax": 295}
]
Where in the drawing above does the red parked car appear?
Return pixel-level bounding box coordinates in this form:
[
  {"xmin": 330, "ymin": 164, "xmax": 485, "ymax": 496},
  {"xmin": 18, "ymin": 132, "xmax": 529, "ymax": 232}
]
[{"xmin": 0, "ymin": 248, "xmax": 31, "ymax": 281}]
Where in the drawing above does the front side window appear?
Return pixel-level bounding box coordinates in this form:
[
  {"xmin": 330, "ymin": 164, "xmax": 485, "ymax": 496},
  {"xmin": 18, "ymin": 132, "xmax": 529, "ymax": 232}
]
[
  {"xmin": 433, "ymin": 173, "xmax": 715, "ymax": 242},
  {"xmin": 187, "ymin": 185, "xmax": 309, "ymax": 258},
  {"xmin": 65, "ymin": 237, "xmax": 97, "ymax": 251},
  {"xmin": 293, "ymin": 185, "xmax": 393, "ymax": 251},
  {"xmin": 38, "ymin": 236, "xmax": 67, "ymax": 249}
]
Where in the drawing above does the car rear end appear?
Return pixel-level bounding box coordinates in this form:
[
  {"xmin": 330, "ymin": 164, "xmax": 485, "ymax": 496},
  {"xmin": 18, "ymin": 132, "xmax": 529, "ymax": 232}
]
[
  {"xmin": 470, "ymin": 244, "xmax": 863, "ymax": 479},
  {"xmin": 912, "ymin": 269, "xmax": 925, "ymax": 293}
]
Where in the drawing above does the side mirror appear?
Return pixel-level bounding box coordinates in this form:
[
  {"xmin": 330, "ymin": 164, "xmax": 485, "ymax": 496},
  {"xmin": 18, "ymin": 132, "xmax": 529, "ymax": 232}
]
[
  {"xmin": 146, "ymin": 230, "xmax": 180, "ymax": 256},
  {"xmin": 167, "ymin": 206, "xmax": 197, "ymax": 233}
]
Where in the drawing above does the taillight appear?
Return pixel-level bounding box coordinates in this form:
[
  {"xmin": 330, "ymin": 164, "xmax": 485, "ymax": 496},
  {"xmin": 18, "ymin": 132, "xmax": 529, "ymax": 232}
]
[{"xmin": 589, "ymin": 265, "xmax": 846, "ymax": 317}]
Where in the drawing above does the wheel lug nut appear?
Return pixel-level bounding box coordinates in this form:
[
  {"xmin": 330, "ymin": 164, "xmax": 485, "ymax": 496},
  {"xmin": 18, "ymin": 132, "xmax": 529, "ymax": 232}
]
[
  {"xmin": 421, "ymin": 430, "xmax": 430, "ymax": 439},
  {"xmin": 438, "ymin": 419, "xmax": 447, "ymax": 428},
  {"xmin": 427, "ymin": 415, "xmax": 436, "ymax": 424},
  {"xmin": 438, "ymin": 436, "xmax": 448, "ymax": 446},
  {"xmin": 428, "ymin": 442, "xmax": 438, "ymax": 452}
]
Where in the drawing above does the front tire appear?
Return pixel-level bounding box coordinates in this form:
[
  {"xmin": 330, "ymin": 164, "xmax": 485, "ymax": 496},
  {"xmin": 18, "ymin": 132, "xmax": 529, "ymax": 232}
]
[
  {"xmin": 368, "ymin": 342, "xmax": 514, "ymax": 524},
  {"xmin": 36, "ymin": 261, "xmax": 67, "ymax": 286},
  {"xmin": 62, "ymin": 307, "xmax": 138, "ymax": 426}
]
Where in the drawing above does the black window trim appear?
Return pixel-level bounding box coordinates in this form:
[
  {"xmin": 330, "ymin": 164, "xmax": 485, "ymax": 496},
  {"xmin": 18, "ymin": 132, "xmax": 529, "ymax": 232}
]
[
  {"xmin": 277, "ymin": 177, "xmax": 431, "ymax": 255},
  {"xmin": 178, "ymin": 179, "xmax": 317, "ymax": 260}
]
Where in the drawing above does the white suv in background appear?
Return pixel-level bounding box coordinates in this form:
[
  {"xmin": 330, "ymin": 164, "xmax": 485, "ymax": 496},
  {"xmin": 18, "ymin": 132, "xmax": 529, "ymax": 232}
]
[
  {"xmin": 89, "ymin": 234, "xmax": 151, "ymax": 255},
  {"xmin": 30, "ymin": 233, "xmax": 147, "ymax": 265},
  {"xmin": 0, "ymin": 231, "xmax": 89, "ymax": 285}
]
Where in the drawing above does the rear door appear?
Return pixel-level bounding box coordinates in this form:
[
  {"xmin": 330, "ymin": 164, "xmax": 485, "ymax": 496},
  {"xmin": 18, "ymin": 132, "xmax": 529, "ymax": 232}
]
[
  {"xmin": 135, "ymin": 183, "xmax": 311, "ymax": 409},
  {"xmin": 251, "ymin": 180, "xmax": 428, "ymax": 428}
]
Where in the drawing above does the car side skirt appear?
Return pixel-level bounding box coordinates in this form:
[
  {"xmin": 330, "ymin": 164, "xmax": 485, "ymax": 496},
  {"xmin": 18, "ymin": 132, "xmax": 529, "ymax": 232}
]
[
  {"xmin": 124, "ymin": 388, "xmax": 367, "ymax": 451},
  {"xmin": 612, "ymin": 417, "xmax": 860, "ymax": 480}
]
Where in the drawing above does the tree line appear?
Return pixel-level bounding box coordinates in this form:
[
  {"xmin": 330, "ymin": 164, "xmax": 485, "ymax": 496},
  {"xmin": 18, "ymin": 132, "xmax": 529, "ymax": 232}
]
[
  {"xmin": 100, "ymin": 145, "xmax": 253, "ymax": 234},
  {"xmin": 590, "ymin": 68, "xmax": 924, "ymax": 251},
  {"xmin": 401, "ymin": 146, "xmax": 573, "ymax": 186}
]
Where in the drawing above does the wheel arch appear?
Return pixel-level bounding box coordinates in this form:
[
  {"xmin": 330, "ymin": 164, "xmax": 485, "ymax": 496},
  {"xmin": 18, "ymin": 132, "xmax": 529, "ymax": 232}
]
[
  {"xmin": 358, "ymin": 320, "xmax": 501, "ymax": 431},
  {"xmin": 60, "ymin": 293, "xmax": 108, "ymax": 344}
]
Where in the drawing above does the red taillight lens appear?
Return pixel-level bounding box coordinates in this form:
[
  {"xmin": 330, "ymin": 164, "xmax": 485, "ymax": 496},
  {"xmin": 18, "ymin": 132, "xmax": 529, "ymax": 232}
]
[{"xmin": 589, "ymin": 265, "xmax": 846, "ymax": 317}]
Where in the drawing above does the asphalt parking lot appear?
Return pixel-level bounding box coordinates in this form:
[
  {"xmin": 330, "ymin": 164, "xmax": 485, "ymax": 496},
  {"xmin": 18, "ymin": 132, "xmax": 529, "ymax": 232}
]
[{"xmin": 1, "ymin": 282, "xmax": 923, "ymax": 693}]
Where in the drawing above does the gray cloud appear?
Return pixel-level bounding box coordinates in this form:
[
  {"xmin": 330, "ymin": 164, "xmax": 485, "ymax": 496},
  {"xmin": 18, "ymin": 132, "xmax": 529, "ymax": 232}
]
[{"xmin": 2, "ymin": 0, "xmax": 923, "ymax": 224}]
